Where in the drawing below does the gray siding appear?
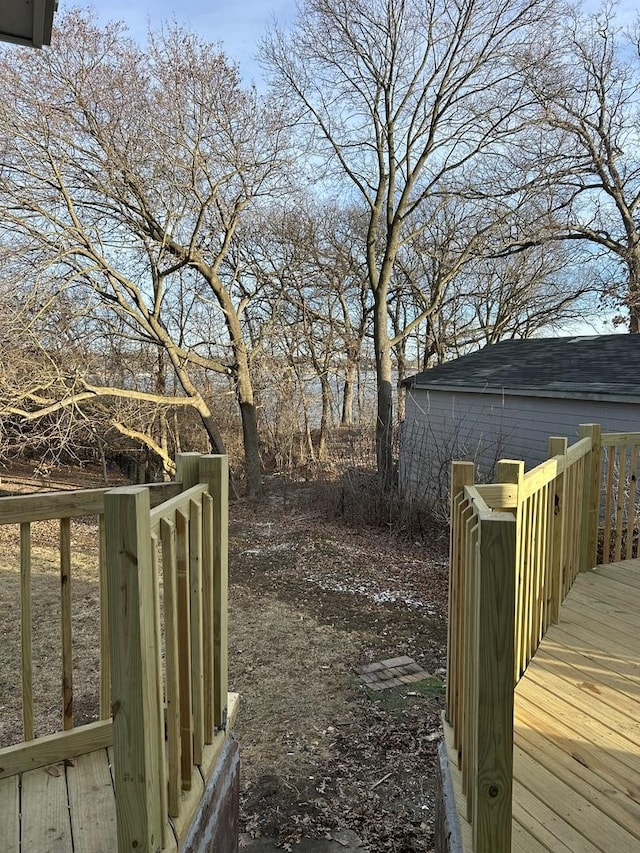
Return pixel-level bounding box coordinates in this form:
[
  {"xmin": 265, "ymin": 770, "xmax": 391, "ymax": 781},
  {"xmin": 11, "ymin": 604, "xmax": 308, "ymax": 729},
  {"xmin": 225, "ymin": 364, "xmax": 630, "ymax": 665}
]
[{"xmin": 400, "ymin": 388, "xmax": 640, "ymax": 505}]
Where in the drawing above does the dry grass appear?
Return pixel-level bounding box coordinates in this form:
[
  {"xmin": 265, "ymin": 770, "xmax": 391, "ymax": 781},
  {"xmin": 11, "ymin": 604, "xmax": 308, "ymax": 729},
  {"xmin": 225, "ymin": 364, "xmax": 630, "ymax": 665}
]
[
  {"xmin": 0, "ymin": 517, "xmax": 102, "ymax": 746},
  {"xmin": 231, "ymin": 585, "xmax": 362, "ymax": 790},
  {"xmin": 228, "ymin": 487, "xmax": 448, "ymax": 850}
]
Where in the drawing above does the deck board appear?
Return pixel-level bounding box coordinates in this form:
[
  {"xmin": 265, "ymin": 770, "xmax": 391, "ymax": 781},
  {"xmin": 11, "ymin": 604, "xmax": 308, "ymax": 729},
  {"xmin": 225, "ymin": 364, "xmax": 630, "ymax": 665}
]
[
  {"xmin": 0, "ymin": 749, "xmax": 177, "ymax": 853},
  {"xmin": 595, "ymin": 562, "xmax": 640, "ymax": 586},
  {"xmin": 516, "ymin": 697, "xmax": 640, "ymax": 800},
  {"xmin": 2, "ymin": 748, "xmax": 166, "ymax": 852},
  {"xmin": 444, "ymin": 558, "xmax": 640, "ymax": 852},
  {"xmin": 66, "ymin": 750, "xmax": 118, "ymax": 853},
  {"xmin": 21, "ymin": 762, "xmax": 73, "ymax": 853},
  {"xmin": 0, "ymin": 694, "xmax": 239, "ymax": 852},
  {"xmin": 0, "ymin": 775, "xmax": 19, "ymax": 853}
]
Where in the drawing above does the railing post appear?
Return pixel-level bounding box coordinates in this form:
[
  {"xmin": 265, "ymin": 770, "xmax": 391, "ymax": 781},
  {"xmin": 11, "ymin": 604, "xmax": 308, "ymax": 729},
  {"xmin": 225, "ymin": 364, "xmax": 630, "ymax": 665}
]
[
  {"xmin": 495, "ymin": 461, "xmax": 523, "ymax": 514},
  {"xmin": 176, "ymin": 452, "xmax": 201, "ymax": 491},
  {"xmin": 105, "ymin": 486, "xmax": 163, "ymax": 853},
  {"xmin": 495, "ymin": 460, "xmax": 524, "ymax": 679},
  {"xmin": 473, "ymin": 512, "xmax": 516, "ymax": 853},
  {"xmin": 199, "ymin": 455, "xmax": 229, "ymax": 731},
  {"xmin": 578, "ymin": 424, "xmax": 602, "ymax": 571},
  {"xmin": 451, "ymin": 461, "xmax": 475, "ymax": 510},
  {"xmin": 447, "ymin": 462, "xmax": 474, "ymax": 726},
  {"xmin": 547, "ymin": 437, "xmax": 567, "ymax": 624}
]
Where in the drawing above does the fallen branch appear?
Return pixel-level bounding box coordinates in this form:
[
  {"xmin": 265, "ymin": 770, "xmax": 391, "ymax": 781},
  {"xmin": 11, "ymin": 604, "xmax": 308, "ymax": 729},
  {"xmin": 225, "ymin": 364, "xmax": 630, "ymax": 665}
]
[{"xmin": 370, "ymin": 771, "xmax": 392, "ymax": 791}]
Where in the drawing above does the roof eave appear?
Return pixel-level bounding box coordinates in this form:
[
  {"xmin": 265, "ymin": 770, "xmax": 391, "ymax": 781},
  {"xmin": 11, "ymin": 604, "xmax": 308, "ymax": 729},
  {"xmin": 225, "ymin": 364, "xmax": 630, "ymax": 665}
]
[
  {"xmin": 407, "ymin": 383, "xmax": 640, "ymax": 405},
  {"xmin": 0, "ymin": 0, "xmax": 57, "ymax": 48}
]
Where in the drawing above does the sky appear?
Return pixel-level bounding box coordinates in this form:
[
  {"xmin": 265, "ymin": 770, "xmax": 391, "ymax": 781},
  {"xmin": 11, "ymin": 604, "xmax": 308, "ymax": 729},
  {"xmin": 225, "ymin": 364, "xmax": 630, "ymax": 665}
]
[
  {"xmin": 65, "ymin": 0, "xmax": 639, "ymax": 88},
  {"xmin": 65, "ymin": 0, "xmax": 296, "ymax": 86}
]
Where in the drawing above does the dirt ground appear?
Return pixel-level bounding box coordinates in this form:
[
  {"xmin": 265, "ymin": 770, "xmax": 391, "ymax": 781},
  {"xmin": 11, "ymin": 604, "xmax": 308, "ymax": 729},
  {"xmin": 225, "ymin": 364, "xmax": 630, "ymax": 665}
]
[
  {"xmin": 229, "ymin": 479, "xmax": 449, "ymax": 852},
  {"xmin": 0, "ymin": 466, "xmax": 450, "ymax": 852}
]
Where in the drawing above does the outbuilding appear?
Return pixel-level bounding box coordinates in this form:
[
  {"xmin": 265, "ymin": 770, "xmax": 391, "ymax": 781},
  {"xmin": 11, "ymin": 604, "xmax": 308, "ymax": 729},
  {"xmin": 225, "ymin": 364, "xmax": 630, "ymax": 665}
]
[{"xmin": 399, "ymin": 334, "xmax": 640, "ymax": 504}]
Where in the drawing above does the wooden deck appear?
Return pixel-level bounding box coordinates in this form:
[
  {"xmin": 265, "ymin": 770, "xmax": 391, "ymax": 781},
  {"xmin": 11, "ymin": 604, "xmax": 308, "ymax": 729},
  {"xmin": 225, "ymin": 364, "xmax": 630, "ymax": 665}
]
[
  {"xmin": 0, "ymin": 692, "xmax": 239, "ymax": 853},
  {"xmin": 444, "ymin": 559, "xmax": 640, "ymax": 852},
  {"xmin": 1, "ymin": 748, "xmax": 118, "ymax": 853}
]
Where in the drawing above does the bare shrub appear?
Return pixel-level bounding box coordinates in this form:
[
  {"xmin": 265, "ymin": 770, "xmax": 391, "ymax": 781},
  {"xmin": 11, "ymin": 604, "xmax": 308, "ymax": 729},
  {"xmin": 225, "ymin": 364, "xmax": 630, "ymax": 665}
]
[
  {"xmin": 293, "ymin": 424, "xmax": 447, "ymax": 543},
  {"xmin": 398, "ymin": 414, "xmax": 514, "ymax": 521}
]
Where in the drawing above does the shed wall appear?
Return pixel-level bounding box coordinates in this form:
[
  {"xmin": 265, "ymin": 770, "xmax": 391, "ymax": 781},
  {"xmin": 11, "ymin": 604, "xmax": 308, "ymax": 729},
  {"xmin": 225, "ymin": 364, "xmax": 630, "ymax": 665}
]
[{"xmin": 400, "ymin": 388, "xmax": 640, "ymax": 504}]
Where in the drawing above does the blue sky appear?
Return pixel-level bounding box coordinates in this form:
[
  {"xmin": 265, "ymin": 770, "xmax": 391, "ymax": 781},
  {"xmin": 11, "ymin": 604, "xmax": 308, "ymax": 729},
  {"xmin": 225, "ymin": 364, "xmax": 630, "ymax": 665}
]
[
  {"xmin": 65, "ymin": 1, "xmax": 297, "ymax": 85},
  {"xmin": 66, "ymin": 0, "xmax": 638, "ymax": 89}
]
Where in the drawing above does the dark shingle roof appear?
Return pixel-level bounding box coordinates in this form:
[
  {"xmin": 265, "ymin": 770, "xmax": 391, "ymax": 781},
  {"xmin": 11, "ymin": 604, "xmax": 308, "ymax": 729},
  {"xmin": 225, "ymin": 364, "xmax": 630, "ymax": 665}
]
[{"xmin": 404, "ymin": 335, "xmax": 640, "ymax": 398}]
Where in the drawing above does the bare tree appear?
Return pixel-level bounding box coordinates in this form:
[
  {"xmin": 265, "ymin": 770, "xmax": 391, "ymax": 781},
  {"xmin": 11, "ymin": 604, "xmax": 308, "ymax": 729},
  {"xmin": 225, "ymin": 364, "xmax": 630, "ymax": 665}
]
[
  {"xmin": 263, "ymin": 0, "xmax": 560, "ymax": 487},
  {"xmin": 526, "ymin": 5, "xmax": 640, "ymax": 330},
  {"xmin": 388, "ymin": 205, "xmax": 595, "ymax": 418},
  {"xmin": 0, "ymin": 270, "xmax": 204, "ymax": 474},
  {"xmin": 231, "ymin": 199, "xmax": 371, "ymax": 460},
  {"xmin": 0, "ymin": 11, "xmax": 288, "ymax": 494}
]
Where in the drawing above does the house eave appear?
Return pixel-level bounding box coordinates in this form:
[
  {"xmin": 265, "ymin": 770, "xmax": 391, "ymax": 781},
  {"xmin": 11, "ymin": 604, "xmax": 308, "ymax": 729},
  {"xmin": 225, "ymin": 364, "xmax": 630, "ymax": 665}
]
[
  {"xmin": 406, "ymin": 383, "xmax": 640, "ymax": 406},
  {"xmin": 0, "ymin": 0, "xmax": 57, "ymax": 48}
]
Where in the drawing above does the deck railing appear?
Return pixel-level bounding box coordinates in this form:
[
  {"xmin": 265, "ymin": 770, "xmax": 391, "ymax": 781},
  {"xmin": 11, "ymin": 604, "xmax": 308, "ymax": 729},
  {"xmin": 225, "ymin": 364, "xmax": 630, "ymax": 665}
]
[
  {"xmin": 0, "ymin": 454, "xmax": 233, "ymax": 852},
  {"xmin": 448, "ymin": 473, "xmax": 516, "ymax": 853},
  {"xmin": 446, "ymin": 423, "xmax": 607, "ymax": 853},
  {"xmin": 600, "ymin": 431, "xmax": 640, "ymax": 562},
  {"xmin": 0, "ymin": 478, "xmax": 180, "ymax": 775}
]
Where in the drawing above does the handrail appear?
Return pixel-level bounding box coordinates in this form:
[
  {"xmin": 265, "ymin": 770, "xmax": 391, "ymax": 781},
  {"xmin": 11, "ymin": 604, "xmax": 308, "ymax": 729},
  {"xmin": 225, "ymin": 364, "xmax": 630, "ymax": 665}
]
[
  {"xmin": 464, "ymin": 484, "xmax": 493, "ymax": 517},
  {"xmin": 446, "ymin": 423, "xmax": 604, "ymax": 853},
  {"xmin": 149, "ymin": 482, "xmax": 207, "ymax": 535},
  {"xmin": 601, "ymin": 431, "xmax": 640, "ymax": 446},
  {"xmin": 0, "ymin": 481, "xmax": 181, "ymax": 525},
  {"xmin": 472, "ymin": 483, "xmax": 518, "ymax": 509}
]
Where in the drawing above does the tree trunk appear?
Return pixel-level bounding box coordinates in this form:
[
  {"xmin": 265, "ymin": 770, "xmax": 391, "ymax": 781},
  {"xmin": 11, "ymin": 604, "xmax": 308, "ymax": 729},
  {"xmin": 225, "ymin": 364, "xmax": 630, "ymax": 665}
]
[
  {"xmin": 423, "ymin": 324, "xmax": 437, "ymax": 371},
  {"xmin": 235, "ymin": 355, "xmax": 263, "ymax": 497},
  {"xmin": 318, "ymin": 375, "xmax": 331, "ymax": 461},
  {"xmin": 198, "ymin": 411, "xmax": 226, "ymax": 455},
  {"xmin": 628, "ymin": 252, "xmax": 640, "ymax": 333},
  {"xmin": 396, "ymin": 345, "xmax": 407, "ymax": 423},
  {"xmin": 341, "ymin": 359, "xmax": 357, "ymax": 425},
  {"xmin": 298, "ymin": 379, "xmax": 315, "ymax": 464},
  {"xmin": 155, "ymin": 351, "xmax": 171, "ymax": 480},
  {"xmin": 357, "ymin": 364, "xmax": 365, "ymax": 422},
  {"xmin": 162, "ymin": 341, "xmax": 227, "ymax": 458},
  {"xmin": 239, "ymin": 398, "xmax": 262, "ymax": 494},
  {"xmin": 374, "ymin": 292, "xmax": 394, "ymax": 490}
]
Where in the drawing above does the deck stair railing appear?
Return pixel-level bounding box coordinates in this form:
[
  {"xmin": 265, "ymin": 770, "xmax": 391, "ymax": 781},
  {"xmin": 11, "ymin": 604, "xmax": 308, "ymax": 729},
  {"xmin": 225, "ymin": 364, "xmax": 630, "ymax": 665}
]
[
  {"xmin": 446, "ymin": 423, "xmax": 603, "ymax": 853},
  {"xmin": 0, "ymin": 453, "xmax": 232, "ymax": 853}
]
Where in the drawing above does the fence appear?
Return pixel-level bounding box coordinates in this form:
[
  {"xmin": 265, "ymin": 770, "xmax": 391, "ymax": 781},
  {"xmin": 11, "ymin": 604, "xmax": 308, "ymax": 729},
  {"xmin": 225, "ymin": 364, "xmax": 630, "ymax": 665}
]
[{"xmin": 0, "ymin": 453, "xmax": 232, "ymax": 852}]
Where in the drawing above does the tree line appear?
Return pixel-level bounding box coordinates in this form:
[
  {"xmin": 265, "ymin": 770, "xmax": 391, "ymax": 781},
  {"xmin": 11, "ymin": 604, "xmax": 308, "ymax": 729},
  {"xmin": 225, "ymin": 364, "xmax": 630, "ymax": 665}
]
[{"xmin": 0, "ymin": 1, "xmax": 638, "ymax": 495}]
